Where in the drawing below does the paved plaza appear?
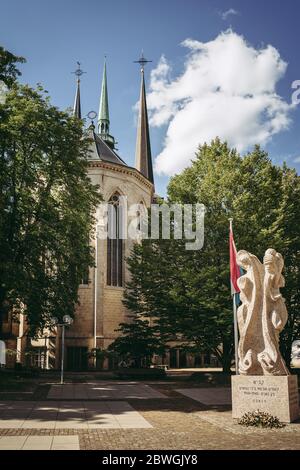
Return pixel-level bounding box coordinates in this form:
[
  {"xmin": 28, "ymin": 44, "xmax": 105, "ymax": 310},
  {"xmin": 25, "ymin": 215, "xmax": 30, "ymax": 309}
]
[
  {"xmin": 0, "ymin": 380, "xmax": 299, "ymax": 450},
  {"xmin": 0, "ymin": 400, "xmax": 152, "ymax": 430},
  {"xmin": 176, "ymin": 387, "xmax": 232, "ymax": 405},
  {"xmin": 0, "ymin": 435, "xmax": 79, "ymax": 450},
  {"xmin": 47, "ymin": 382, "xmax": 167, "ymax": 400}
]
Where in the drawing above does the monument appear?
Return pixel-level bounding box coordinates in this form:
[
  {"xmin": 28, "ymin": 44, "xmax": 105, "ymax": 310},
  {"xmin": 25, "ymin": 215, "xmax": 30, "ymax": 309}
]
[
  {"xmin": 291, "ymin": 340, "xmax": 300, "ymax": 368},
  {"xmin": 231, "ymin": 248, "xmax": 299, "ymax": 422}
]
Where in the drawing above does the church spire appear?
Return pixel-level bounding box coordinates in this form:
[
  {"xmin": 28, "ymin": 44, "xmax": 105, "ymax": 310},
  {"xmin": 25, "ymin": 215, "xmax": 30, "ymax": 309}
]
[
  {"xmin": 73, "ymin": 80, "xmax": 81, "ymax": 119},
  {"xmin": 72, "ymin": 62, "xmax": 85, "ymax": 119},
  {"xmin": 97, "ymin": 58, "xmax": 115, "ymax": 148},
  {"xmin": 134, "ymin": 53, "xmax": 154, "ymax": 184}
]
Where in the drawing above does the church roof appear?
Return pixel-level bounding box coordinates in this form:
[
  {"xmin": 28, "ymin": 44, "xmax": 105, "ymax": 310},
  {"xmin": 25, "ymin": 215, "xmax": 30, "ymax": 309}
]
[{"xmin": 87, "ymin": 128, "xmax": 127, "ymax": 166}]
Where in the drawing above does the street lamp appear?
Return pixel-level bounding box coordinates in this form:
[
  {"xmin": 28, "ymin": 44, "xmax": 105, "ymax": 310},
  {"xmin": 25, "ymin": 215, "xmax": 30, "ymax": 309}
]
[{"xmin": 50, "ymin": 315, "xmax": 74, "ymax": 384}]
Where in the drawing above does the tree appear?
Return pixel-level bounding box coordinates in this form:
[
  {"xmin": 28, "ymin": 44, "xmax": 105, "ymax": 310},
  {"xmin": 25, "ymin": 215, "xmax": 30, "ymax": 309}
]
[
  {"xmin": 108, "ymin": 241, "xmax": 167, "ymax": 367},
  {"xmin": 169, "ymin": 140, "xmax": 300, "ymax": 369},
  {"xmin": 267, "ymin": 164, "xmax": 300, "ymax": 365},
  {"xmin": 0, "ymin": 46, "xmax": 25, "ymax": 88},
  {"xmin": 122, "ymin": 139, "xmax": 300, "ymax": 371},
  {"xmin": 0, "ymin": 83, "xmax": 101, "ymax": 335},
  {"xmin": 108, "ymin": 318, "xmax": 165, "ymax": 368}
]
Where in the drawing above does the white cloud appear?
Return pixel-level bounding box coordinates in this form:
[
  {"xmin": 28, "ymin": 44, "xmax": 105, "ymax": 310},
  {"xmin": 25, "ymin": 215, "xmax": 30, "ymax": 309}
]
[
  {"xmin": 294, "ymin": 156, "xmax": 300, "ymax": 163},
  {"xmin": 147, "ymin": 30, "xmax": 292, "ymax": 176},
  {"xmin": 219, "ymin": 8, "xmax": 239, "ymax": 21}
]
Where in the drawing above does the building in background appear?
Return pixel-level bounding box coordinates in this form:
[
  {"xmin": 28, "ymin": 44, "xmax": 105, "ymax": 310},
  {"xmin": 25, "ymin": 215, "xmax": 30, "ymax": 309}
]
[{"xmin": 1, "ymin": 58, "xmax": 220, "ymax": 371}]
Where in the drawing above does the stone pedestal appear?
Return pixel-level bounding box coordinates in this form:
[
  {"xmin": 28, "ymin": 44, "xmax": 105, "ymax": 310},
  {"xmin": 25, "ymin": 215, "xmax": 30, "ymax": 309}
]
[{"xmin": 232, "ymin": 375, "xmax": 299, "ymax": 423}]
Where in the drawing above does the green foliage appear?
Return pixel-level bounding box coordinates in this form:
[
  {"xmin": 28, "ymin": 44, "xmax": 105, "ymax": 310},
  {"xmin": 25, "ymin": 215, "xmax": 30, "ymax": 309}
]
[
  {"xmin": 0, "ymin": 82, "xmax": 101, "ymax": 334},
  {"xmin": 108, "ymin": 316, "xmax": 165, "ymax": 368},
  {"xmin": 238, "ymin": 410, "xmax": 285, "ymax": 428},
  {"xmin": 0, "ymin": 46, "xmax": 25, "ymax": 88},
  {"xmin": 122, "ymin": 139, "xmax": 300, "ymax": 371}
]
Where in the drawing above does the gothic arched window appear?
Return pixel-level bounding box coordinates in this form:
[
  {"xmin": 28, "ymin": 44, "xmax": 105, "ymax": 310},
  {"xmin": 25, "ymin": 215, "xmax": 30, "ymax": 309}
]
[{"xmin": 107, "ymin": 193, "xmax": 123, "ymax": 286}]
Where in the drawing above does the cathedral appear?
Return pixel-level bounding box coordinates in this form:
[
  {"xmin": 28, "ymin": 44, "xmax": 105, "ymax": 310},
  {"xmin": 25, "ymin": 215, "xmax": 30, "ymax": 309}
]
[
  {"xmin": 2, "ymin": 58, "xmax": 218, "ymax": 371},
  {"xmin": 65, "ymin": 58, "xmax": 155, "ymax": 370},
  {"xmin": 2, "ymin": 57, "xmax": 155, "ymax": 371}
]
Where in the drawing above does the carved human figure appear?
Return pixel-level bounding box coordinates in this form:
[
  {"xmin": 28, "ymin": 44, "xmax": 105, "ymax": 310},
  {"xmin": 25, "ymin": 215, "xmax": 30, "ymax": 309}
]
[
  {"xmin": 236, "ymin": 250, "xmax": 264, "ymax": 375},
  {"xmin": 236, "ymin": 248, "xmax": 289, "ymax": 376},
  {"xmin": 257, "ymin": 249, "xmax": 290, "ymax": 375}
]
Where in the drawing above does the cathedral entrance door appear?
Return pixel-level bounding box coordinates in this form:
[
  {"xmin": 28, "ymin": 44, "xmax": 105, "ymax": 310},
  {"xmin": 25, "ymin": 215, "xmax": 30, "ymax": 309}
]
[{"xmin": 67, "ymin": 346, "xmax": 88, "ymax": 371}]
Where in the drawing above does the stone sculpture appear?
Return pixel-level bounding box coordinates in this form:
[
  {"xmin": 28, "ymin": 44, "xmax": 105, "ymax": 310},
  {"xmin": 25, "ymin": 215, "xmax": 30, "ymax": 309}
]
[{"xmin": 236, "ymin": 248, "xmax": 290, "ymax": 376}]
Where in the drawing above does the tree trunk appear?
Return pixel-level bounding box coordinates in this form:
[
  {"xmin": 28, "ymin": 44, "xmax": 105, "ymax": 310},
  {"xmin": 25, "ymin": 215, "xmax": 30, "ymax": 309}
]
[
  {"xmin": 221, "ymin": 355, "xmax": 232, "ymax": 374},
  {"xmin": 0, "ymin": 296, "xmax": 7, "ymax": 338},
  {"xmin": 218, "ymin": 338, "xmax": 233, "ymax": 374}
]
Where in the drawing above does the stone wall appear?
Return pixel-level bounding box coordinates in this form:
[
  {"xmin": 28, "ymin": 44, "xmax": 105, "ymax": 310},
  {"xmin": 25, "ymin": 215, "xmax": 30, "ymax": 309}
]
[{"xmin": 62, "ymin": 161, "xmax": 154, "ymax": 367}]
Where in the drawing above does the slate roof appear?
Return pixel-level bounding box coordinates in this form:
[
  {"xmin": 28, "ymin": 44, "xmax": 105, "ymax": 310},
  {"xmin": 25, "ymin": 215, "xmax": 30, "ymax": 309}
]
[{"xmin": 87, "ymin": 129, "xmax": 127, "ymax": 166}]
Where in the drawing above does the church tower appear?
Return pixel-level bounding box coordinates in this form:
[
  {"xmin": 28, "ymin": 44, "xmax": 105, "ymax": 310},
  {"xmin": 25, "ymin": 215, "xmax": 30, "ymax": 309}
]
[
  {"xmin": 11, "ymin": 57, "xmax": 156, "ymax": 372},
  {"xmin": 73, "ymin": 80, "xmax": 81, "ymax": 119},
  {"xmin": 135, "ymin": 53, "xmax": 154, "ymax": 185},
  {"xmin": 97, "ymin": 58, "xmax": 115, "ymax": 149},
  {"xmin": 73, "ymin": 61, "xmax": 84, "ymax": 119},
  {"xmin": 53, "ymin": 58, "xmax": 155, "ymax": 371}
]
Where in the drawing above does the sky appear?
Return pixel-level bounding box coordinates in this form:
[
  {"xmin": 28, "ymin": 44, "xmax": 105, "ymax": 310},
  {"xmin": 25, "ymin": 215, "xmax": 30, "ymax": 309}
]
[{"xmin": 1, "ymin": 0, "xmax": 300, "ymax": 196}]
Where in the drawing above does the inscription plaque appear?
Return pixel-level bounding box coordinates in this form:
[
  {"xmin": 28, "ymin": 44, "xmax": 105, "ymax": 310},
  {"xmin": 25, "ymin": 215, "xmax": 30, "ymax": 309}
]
[{"xmin": 232, "ymin": 375, "xmax": 299, "ymax": 423}]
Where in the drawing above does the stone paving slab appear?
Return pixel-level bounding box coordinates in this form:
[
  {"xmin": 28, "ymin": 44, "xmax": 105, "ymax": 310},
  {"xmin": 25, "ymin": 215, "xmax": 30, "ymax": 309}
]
[
  {"xmin": 176, "ymin": 387, "xmax": 232, "ymax": 405},
  {"xmin": 47, "ymin": 382, "xmax": 167, "ymax": 400},
  {"xmin": 0, "ymin": 436, "xmax": 27, "ymax": 449},
  {"xmin": 0, "ymin": 401, "xmax": 152, "ymax": 430},
  {"xmin": 22, "ymin": 435, "xmax": 53, "ymax": 450},
  {"xmin": 0, "ymin": 435, "xmax": 80, "ymax": 450},
  {"xmin": 52, "ymin": 435, "xmax": 80, "ymax": 450}
]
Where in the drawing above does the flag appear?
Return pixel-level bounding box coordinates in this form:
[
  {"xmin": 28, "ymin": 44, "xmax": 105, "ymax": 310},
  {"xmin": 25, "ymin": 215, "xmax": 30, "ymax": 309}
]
[{"xmin": 229, "ymin": 221, "xmax": 241, "ymax": 296}]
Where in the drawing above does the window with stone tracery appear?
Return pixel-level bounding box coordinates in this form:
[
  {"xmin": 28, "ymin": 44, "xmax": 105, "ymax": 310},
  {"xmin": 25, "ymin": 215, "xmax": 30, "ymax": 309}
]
[{"xmin": 107, "ymin": 192, "xmax": 123, "ymax": 286}]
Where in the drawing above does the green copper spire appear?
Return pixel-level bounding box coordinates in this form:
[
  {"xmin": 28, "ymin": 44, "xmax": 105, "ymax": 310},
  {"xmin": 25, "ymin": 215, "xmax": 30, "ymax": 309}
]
[
  {"xmin": 97, "ymin": 58, "xmax": 115, "ymax": 148},
  {"xmin": 98, "ymin": 59, "xmax": 109, "ymax": 125}
]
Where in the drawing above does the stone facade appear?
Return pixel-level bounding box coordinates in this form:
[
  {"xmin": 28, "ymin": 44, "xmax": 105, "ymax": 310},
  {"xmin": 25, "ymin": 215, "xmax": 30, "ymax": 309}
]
[{"xmin": 60, "ymin": 161, "xmax": 154, "ymax": 369}]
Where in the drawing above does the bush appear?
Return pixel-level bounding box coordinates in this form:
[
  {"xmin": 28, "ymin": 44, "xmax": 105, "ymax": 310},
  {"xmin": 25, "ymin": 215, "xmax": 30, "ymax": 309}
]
[
  {"xmin": 238, "ymin": 410, "xmax": 285, "ymax": 429},
  {"xmin": 18, "ymin": 367, "xmax": 40, "ymax": 378}
]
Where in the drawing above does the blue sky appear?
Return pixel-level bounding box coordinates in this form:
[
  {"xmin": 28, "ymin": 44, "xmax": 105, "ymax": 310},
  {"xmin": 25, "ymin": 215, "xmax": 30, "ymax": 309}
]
[{"xmin": 1, "ymin": 0, "xmax": 300, "ymax": 195}]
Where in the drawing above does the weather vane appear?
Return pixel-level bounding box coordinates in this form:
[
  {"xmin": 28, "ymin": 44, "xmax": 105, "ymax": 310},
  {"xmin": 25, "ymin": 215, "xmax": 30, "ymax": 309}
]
[
  {"xmin": 72, "ymin": 61, "xmax": 86, "ymax": 82},
  {"xmin": 134, "ymin": 51, "xmax": 152, "ymax": 72}
]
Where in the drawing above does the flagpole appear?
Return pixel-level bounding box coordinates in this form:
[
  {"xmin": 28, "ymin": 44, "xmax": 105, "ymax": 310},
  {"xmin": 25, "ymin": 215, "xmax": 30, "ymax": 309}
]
[
  {"xmin": 232, "ymin": 293, "xmax": 239, "ymax": 375},
  {"xmin": 229, "ymin": 218, "xmax": 239, "ymax": 375}
]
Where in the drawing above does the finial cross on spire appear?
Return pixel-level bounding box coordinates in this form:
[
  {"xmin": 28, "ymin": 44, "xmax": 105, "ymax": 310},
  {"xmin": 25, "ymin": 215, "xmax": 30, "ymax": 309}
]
[
  {"xmin": 134, "ymin": 51, "xmax": 152, "ymax": 72},
  {"xmin": 72, "ymin": 61, "xmax": 86, "ymax": 82}
]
